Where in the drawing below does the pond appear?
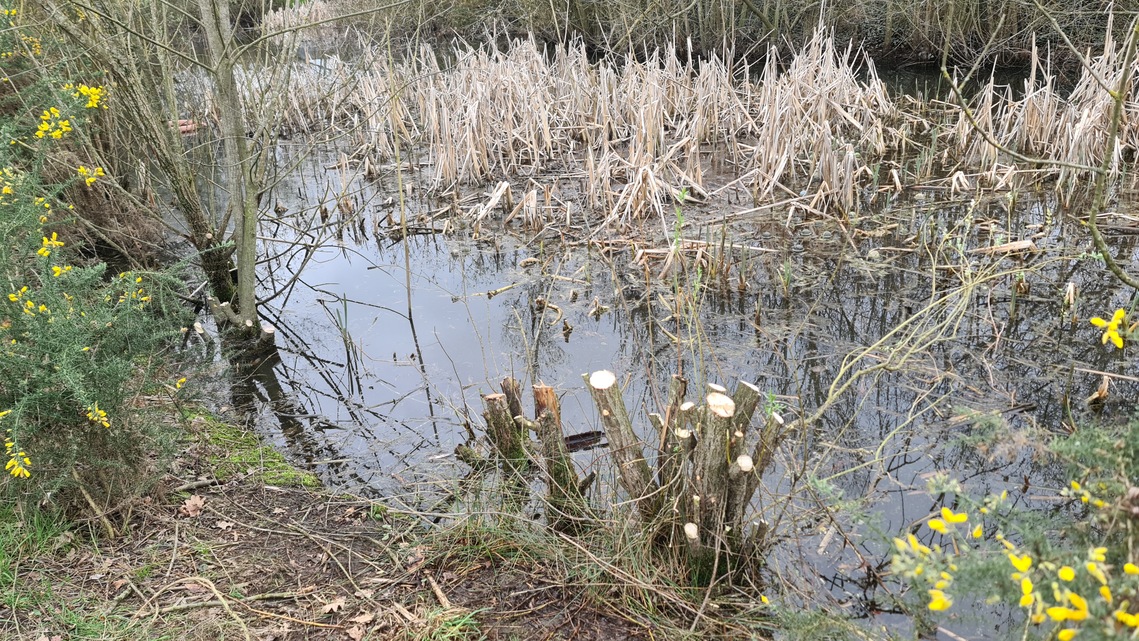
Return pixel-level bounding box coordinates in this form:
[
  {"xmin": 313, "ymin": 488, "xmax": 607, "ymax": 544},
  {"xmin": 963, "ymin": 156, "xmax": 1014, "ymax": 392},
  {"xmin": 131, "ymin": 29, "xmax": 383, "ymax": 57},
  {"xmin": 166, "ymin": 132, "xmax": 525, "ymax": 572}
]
[{"xmin": 214, "ymin": 135, "xmax": 1139, "ymax": 635}]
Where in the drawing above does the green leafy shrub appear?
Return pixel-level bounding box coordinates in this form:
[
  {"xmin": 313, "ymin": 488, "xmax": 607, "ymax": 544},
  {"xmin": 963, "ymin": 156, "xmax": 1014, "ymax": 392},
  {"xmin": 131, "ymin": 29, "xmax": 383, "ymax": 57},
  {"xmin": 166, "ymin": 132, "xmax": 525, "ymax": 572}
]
[{"xmin": 0, "ymin": 54, "xmax": 191, "ymax": 514}]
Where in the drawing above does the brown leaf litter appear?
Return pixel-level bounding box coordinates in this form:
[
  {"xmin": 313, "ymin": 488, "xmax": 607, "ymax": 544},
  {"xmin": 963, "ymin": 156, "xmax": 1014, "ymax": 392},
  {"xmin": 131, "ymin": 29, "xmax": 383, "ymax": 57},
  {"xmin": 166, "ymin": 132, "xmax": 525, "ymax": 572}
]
[{"xmin": 3, "ymin": 468, "xmax": 646, "ymax": 640}]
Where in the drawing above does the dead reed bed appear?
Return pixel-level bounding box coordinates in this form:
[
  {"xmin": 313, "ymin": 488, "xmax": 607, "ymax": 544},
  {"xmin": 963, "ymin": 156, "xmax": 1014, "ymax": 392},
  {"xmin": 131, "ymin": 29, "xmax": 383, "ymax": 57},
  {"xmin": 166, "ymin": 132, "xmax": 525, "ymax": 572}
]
[
  {"xmin": 218, "ymin": 20, "xmax": 1139, "ymax": 232},
  {"xmin": 259, "ymin": 0, "xmax": 338, "ymax": 46},
  {"xmin": 948, "ymin": 31, "xmax": 1139, "ymax": 201},
  {"xmin": 234, "ymin": 26, "xmax": 899, "ymax": 234}
]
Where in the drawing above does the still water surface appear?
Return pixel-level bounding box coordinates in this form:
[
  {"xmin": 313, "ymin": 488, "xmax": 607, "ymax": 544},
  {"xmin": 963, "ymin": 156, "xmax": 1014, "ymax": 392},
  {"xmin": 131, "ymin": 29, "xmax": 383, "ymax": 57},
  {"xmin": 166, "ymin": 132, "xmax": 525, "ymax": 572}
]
[{"xmin": 227, "ymin": 142, "xmax": 1138, "ymax": 633}]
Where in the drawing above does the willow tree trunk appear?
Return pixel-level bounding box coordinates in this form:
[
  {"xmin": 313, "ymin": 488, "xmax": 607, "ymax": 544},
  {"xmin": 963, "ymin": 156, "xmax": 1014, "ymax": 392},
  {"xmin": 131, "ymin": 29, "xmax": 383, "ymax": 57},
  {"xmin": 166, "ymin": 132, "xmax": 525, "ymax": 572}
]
[{"xmin": 196, "ymin": 0, "xmax": 260, "ymax": 333}]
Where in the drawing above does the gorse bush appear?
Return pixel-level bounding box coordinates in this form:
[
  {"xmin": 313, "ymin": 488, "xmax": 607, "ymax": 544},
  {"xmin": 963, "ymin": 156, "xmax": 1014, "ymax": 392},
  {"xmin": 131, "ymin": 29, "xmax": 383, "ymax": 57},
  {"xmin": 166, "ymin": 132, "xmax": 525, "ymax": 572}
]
[
  {"xmin": 0, "ymin": 165, "xmax": 190, "ymax": 511},
  {"xmin": 0, "ymin": 8, "xmax": 191, "ymax": 515},
  {"xmin": 892, "ymin": 413, "xmax": 1139, "ymax": 640}
]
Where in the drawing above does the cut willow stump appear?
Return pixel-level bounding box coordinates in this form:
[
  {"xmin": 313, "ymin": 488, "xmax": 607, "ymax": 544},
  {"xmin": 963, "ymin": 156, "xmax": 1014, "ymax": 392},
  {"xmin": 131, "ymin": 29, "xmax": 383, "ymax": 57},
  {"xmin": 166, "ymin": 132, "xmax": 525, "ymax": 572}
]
[
  {"xmin": 501, "ymin": 377, "xmax": 525, "ymax": 423},
  {"xmin": 530, "ymin": 384, "xmax": 588, "ymax": 531},
  {"xmin": 651, "ymin": 375, "xmax": 689, "ymax": 493},
  {"xmin": 482, "ymin": 392, "xmax": 526, "ymax": 474},
  {"xmin": 472, "ymin": 379, "xmax": 590, "ymax": 530},
  {"xmin": 723, "ymin": 381, "xmax": 762, "ymax": 537},
  {"xmin": 692, "ymin": 391, "xmax": 736, "ymax": 538},
  {"xmin": 585, "ymin": 370, "xmax": 659, "ymax": 522},
  {"xmin": 739, "ymin": 412, "xmax": 799, "ymax": 554},
  {"xmin": 584, "ymin": 371, "xmax": 774, "ymax": 570}
]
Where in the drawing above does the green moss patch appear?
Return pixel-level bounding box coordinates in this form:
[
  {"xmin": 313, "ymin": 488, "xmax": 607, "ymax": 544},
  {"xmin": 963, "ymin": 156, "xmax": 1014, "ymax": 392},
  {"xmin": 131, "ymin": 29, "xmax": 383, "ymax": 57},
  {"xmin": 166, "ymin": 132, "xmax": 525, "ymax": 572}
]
[{"xmin": 192, "ymin": 415, "xmax": 320, "ymax": 488}]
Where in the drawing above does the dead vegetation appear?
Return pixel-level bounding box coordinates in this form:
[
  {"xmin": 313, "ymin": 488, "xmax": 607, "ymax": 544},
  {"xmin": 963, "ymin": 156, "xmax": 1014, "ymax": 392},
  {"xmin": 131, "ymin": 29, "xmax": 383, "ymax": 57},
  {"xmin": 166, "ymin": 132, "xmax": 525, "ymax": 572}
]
[
  {"xmin": 209, "ymin": 18, "xmax": 1139, "ymax": 242},
  {"xmin": 1, "ymin": 434, "xmax": 654, "ymax": 641},
  {"xmin": 950, "ymin": 30, "xmax": 1139, "ymax": 202},
  {"xmin": 222, "ymin": 26, "xmax": 897, "ymax": 237},
  {"xmin": 264, "ymin": 0, "xmax": 1116, "ymax": 69}
]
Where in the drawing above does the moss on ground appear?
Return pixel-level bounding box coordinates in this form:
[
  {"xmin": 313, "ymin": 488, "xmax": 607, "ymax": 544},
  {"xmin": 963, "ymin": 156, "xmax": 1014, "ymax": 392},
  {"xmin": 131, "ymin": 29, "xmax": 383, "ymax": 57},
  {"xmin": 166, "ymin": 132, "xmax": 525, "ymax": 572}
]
[{"xmin": 192, "ymin": 414, "xmax": 320, "ymax": 488}]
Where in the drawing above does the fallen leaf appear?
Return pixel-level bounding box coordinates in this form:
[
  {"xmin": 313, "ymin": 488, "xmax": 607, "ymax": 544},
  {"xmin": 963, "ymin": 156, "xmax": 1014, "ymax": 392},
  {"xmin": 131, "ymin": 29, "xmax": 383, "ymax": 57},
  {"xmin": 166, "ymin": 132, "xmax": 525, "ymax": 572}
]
[
  {"xmin": 345, "ymin": 626, "xmax": 364, "ymax": 641},
  {"xmin": 51, "ymin": 532, "xmax": 74, "ymax": 551},
  {"xmin": 405, "ymin": 547, "xmax": 426, "ymax": 573},
  {"xmin": 179, "ymin": 494, "xmax": 205, "ymax": 517},
  {"xmin": 215, "ymin": 520, "xmax": 234, "ymax": 531},
  {"xmin": 350, "ymin": 611, "xmax": 375, "ymax": 624},
  {"xmin": 321, "ymin": 596, "xmax": 347, "ymax": 613}
]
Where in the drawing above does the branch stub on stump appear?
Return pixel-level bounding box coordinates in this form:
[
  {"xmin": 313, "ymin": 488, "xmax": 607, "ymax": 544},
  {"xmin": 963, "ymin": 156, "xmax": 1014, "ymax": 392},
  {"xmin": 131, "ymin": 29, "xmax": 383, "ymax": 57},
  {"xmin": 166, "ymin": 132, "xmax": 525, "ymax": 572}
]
[
  {"xmin": 707, "ymin": 392, "xmax": 736, "ymax": 418},
  {"xmin": 589, "ymin": 370, "xmax": 617, "ymax": 389},
  {"xmin": 684, "ymin": 522, "xmax": 699, "ymax": 541},
  {"xmin": 736, "ymin": 455, "xmax": 755, "ymax": 473}
]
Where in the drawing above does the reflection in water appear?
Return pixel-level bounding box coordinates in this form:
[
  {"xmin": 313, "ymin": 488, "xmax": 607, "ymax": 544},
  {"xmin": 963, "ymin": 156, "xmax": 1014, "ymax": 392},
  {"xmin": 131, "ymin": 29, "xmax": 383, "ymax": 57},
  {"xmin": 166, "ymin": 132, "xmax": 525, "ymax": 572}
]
[
  {"xmin": 227, "ymin": 335, "xmax": 350, "ymax": 480},
  {"xmin": 228, "ymin": 144, "xmax": 1139, "ymax": 630}
]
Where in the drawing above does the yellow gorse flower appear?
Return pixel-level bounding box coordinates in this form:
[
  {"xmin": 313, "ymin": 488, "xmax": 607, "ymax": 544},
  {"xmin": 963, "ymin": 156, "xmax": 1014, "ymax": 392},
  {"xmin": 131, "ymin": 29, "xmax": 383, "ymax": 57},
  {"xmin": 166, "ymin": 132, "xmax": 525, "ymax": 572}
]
[
  {"xmin": 0, "ymin": 167, "xmax": 16, "ymax": 204},
  {"xmin": 1068, "ymin": 592, "xmax": 1089, "ymax": 617},
  {"xmin": 1020, "ymin": 577, "xmax": 1035, "ymax": 607},
  {"xmin": 1117, "ymin": 609, "xmax": 1139, "ymax": 627},
  {"xmin": 1090, "ymin": 309, "xmax": 1127, "ymax": 349},
  {"xmin": 940, "ymin": 507, "xmax": 968, "ymax": 523},
  {"xmin": 906, "ymin": 533, "xmax": 931, "ymax": 555},
  {"xmin": 4, "ymin": 451, "xmax": 30, "ymax": 478},
  {"xmin": 73, "ymin": 84, "xmax": 106, "ymax": 109},
  {"xmin": 85, "ymin": 402, "xmax": 110, "ymax": 428},
  {"xmin": 927, "ymin": 589, "xmax": 952, "ymax": 612},
  {"xmin": 3, "ymin": 425, "xmax": 30, "ymax": 479},
  {"xmin": 19, "ymin": 34, "xmax": 40, "ymax": 56},
  {"xmin": 37, "ymin": 231, "xmax": 64, "ymax": 257},
  {"xmin": 1009, "ymin": 553, "xmax": 1033, "ymax": 573},
  {"xmin": 76, "ymin": 165, "xmax": 104, "ymax": 186},
  {"xmin": 1086, "ymin": 562, "xmax": 1107, "ymax": 585},
  {"xmin": 35, "ymin": 107, "xmax": 71, "ymax": 140}
]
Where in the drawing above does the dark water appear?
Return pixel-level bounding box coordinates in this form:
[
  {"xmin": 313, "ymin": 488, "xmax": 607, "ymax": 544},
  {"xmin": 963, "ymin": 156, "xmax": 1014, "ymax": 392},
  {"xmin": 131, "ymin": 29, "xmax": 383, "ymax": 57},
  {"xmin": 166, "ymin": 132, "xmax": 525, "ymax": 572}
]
[{"xmin": 225, "ymin": 142, "xmax": 1139, "ymax": 637}]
